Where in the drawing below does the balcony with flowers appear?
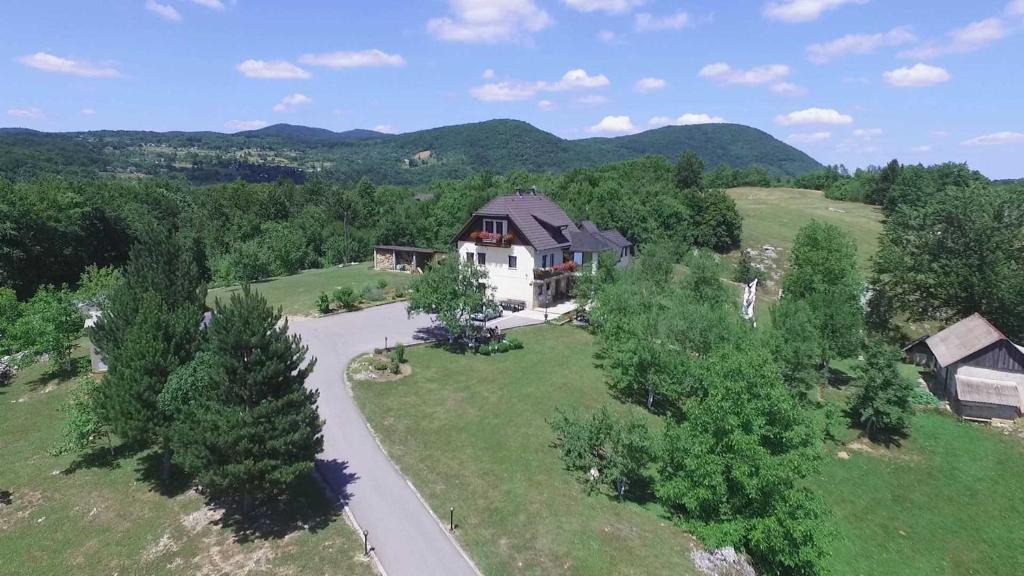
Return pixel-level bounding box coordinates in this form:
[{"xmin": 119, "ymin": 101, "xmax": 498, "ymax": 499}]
[
  {"xmin": 533, "ymin": 260, "xmax": 577, "ymax": 281},
  {"xmin": 470, "ymin": 230, "xmax": 515, "ymax": 247}
]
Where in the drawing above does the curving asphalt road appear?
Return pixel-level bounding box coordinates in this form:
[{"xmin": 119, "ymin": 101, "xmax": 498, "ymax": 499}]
[{"xmin": 289, "ymin": 303, "xmax": 480, "ymax": 576}]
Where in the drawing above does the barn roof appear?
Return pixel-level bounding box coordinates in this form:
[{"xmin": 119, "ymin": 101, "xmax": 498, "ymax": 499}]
[
  {"xmin": 956, "ymin": 366, "xmax": 1024, "ymax": 408},
  {"xmin": 925, "ymin": 313, "xmax": 1005, "ymax": 368}
]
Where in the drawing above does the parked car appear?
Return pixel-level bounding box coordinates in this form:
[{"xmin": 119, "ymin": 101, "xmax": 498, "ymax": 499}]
[{"xmin": 471, "ymin": 303, "xmax": 503, "ymax": 323}]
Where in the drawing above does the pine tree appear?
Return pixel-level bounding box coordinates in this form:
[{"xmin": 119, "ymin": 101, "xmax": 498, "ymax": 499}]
[
  {"xmin": 91, "ymin": 224, "xmax": 205, "ymax": 480},
  {"xmin": 172, "ymin": 286, "xmax": 323, "ymax": 514}
]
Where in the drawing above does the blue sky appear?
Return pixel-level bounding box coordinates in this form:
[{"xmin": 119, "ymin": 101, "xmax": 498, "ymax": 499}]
[{"xmin": 2, "ymin": 0, "xmax": 1023, "ymax": 177}]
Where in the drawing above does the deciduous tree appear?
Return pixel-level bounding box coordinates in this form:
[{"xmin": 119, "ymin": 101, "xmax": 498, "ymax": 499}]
[{"xmin": 406, "ymin": 254, "xmax": 489, "ymax": 343}]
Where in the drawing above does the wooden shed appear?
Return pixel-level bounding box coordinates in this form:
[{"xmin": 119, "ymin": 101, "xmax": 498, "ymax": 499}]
[
  {"xmin": 373, "ymin": 245, "xmax": 441, "ymax": 273},
  {"xmin": 914, "ymin": 313, "xmax": 1024, "ymax": 420}
]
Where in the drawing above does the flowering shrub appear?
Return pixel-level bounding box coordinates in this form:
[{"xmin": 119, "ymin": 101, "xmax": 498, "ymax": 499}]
[
  {"xmin": 469, "ymin": 231, "xmax": 481, "ymax": 241},
  {"xmin": 479, "ymin": 231, "xmax": 502, "ymax": 243},
  {"xmin": 503, "ymin": 233, "xmax": 516, "ymax": 243}
]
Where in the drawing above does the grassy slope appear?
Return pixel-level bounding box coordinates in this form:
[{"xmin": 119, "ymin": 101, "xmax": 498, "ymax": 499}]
[
  {"xmin": 728, "ymin": 187, "xmax": 882, "ymax": 271},
  {"xmin": 0, "ymin": 347, "xmax": 376, "ymax": 576},
  {"xmin": 207, "ymin": 264, "xmax": 412, "ymax": 316},
  {"xmin": 354, "ymin": 326, "xmax": 697, "ymax": 576},
  {"xmin": 355, "ymin": 325, "xmax": 1024, "ymax": 576}
]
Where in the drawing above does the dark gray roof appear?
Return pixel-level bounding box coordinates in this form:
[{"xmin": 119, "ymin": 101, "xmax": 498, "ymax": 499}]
[
  {"xmin": 569, "ymin": 220, "xmax": 633, "ymax": 253},
  {"xmin": 474, "ymin": 193, "xmax": 577, "ymax": 251},
  {"xmin": 598, "ymin": 229, "xmax": 632, "ymax": 248},
  {"xmin": 375, "ymin": 245, "xmax": 442, "ymax": 254}
]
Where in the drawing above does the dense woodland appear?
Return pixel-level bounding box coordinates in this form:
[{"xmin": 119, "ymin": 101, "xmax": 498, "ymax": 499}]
[{"xmin": 0, "ymin": 120, "xmax": 821, "ymax": 184}]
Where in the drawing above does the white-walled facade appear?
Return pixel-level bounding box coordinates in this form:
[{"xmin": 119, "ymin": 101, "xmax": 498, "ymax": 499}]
[{"xmin": 457, "ymin": 240, "xmax": 538, "ymax": 308}]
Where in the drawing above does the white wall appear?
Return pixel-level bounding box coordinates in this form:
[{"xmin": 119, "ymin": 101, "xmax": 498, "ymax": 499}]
[{"xmin": 457, "ymin": 241, "xmax": 537, "ymax": 307}]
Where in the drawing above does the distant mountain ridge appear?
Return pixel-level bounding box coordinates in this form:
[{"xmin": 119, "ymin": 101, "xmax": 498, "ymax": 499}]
[{"xmin": 0, "ymin": 119, "xmax": 823, "ymax": 184}]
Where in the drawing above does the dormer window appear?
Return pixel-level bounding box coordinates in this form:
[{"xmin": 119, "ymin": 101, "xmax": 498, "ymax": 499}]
[{"xmin": 482, "ymin": 218, "xmax": 507, "ymax": 236}]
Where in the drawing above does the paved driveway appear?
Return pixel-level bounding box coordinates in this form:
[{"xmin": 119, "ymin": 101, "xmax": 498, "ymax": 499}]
[{"xmin": 289, "ymin": 303, "xmax": 479, "ymax": 576}]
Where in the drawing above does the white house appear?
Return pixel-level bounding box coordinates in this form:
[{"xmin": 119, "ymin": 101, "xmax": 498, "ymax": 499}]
[{"xmin": 453, "ymin": 189, "xmax": 633, "ymax": 310}]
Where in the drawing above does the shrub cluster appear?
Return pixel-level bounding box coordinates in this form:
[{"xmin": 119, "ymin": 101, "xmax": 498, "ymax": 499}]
[{"xmin": 477, "ymin": 336, "xmax": 524, "ymax": 356}]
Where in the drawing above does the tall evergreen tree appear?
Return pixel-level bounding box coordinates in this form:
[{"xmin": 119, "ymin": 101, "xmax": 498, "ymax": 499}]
[
  {"xmin": 171, "ymin": 286, "xmax": 322, "ymax": 514},
  {"xmin": 675, "ymin": 150, "xmax": 705, "ymax": 191},
  {"xmin": 91, "ymin": 223, "xmax": 205, "ymax": 479}
]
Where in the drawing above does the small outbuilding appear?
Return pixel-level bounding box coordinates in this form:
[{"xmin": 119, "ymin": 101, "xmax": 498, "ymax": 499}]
[
  {"xmin": 373, "ymin": 245, "xmax": 442, "ymax": 273},
  {"xmin": 912, "ymin": 313, "xmax": 1024, "ymax": 421}
]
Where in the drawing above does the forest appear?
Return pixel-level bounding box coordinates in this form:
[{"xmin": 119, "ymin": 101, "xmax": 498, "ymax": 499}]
[{"xmin": 0, "ymin": 120, "xmax": 821, "ymax": 185}]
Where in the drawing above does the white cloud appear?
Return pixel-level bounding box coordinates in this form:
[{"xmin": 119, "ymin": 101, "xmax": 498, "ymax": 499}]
[
  {"xmin": 537, "ymin": 100, "xmax": 555, "ymax": 111},
  {"xmin": 469, "ymin": 68, "xmax": 610, "ymax": 101},
  {"xmin": 555, "ymin": 68, "xmax": 610, "ymax": 90},
  {"xmin": 901, "ymin": 17, "xmax": 1009, "ymax": 59},
  {"xmin": 298, "ymin": 49, "xmax": 405, "ymax": 69},
  {"xmin": 482, "ymin": 68, "xmax": 496, "ymax": 79},
  {"xmin": 648, "ymin": 113, "xmax": 726, "ymax": 127},
  {"xmin": 18, "ymin": 52, "xmax": 122, "ymax": 78},
  {"xmin": 909, "ymin": 145, "xmax": 932, "ymax": 152},
  {"xmin": 775, "ymin": 107, "xmax": 853, "ymax": 125},
  {"xmin": 187, "ymin": 0, "xmax": 225, "ymax": 10},
  {"xmin": 80, "ymin": 108, "xmax": 96, "ymax": 115},
  {"xmin": 634, "ymin": 77, "xmax": 666, "ymax": 92},
  {"xmin": 1008, "ymin": 0, "xmax": 1024, "ymax": 16},
  {"xmin": 763, "ymin": 0, "xmax": 867, "ymax": 23},
  {"xmin": 807, "ymin": 26, "xmax": 916, "ymax": 63},
  {"xmin": 853, "ymin": 128, "xmax": 883, "ymax": 139},
  {"xmin": 635, "ymin": 11, "xmax": 690, "ymax": 31},
  {"xmin": 224, "ymin": 119, "xmax": 268, "ymax": 131},
  {"xmin": 883, "ymin": 63, "xmax": 950, "ymax": 87},
  {"xmin": 236, "ymin": 59, "xmax": 311, "ymax": 79},
  {"xmin": 470, "ymin": 81, "xmax": 540, "ymax": 101},
  {"xmin": 770, "ymin": 82, "xmax": 807, "ymax": 96},
  {"xmin": 588, "ymin": 115, "xmax": 636, "ymax": 134},
  {"xmin": 272, "ymin": 93, "xmax": 312, "ymax": 113},
  {"xmin": 373, "ymin": 124, "xmax": 397, "ymax": 134},
  {"xmin": 786, "ymin": 131, "xmax": 832, "ymax": 143},
  {"xmin": 597, "ymin": 30, "xmax": 620, "ymax": 44},
  {"xmin": 699, "ymin": 62, "xmax": 790, "ymax": 85},
  {"xmin": 145, "ymin": 0, "xmax": 182, "ymax": 22},
  {"xmin": 575, "ymin": 94, "xmax": 609, "ymax": 105},
  {"xmin": 427, "ymin": 0, "xmax": 552, "ymax": 44},
  {"xmin": 563, "ymin": 0, "xmax": 644, "ymax": 14},
  {"xmin": 7, "ymin": 107, "xmax": 44, "ymax": 119},
  {"xmin": 962, "ymin": 131, "xmax": 1024, "ymax": 146}
]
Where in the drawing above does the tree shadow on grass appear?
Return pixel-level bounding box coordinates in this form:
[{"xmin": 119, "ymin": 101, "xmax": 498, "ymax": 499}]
[
  {"xmin": 134, "ymin": 450, "xmax": 193, "ymax": 498},
  {"xmin": 212, "ymin": 459, "xmax": 352, "ymax": 543},
  {"xmin": 414, "ymin": 325, "xmax": 451, "ymax": 344},
  {"xmin": 62, "ymin": 441, "xmax": 141, "ymax": 474},
  {"xmin": 826, "ymin": 367, "xmax": 853, "ymax": 389}
]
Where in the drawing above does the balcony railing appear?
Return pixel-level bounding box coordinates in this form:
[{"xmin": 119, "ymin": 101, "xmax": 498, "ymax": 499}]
[
  {"xmin": 533, "ymin": 261, "xmax": 577, "ymax": 280},
  {"xmin": 470, "ymin": 231, "xmax": 515, "ymax": 247}
]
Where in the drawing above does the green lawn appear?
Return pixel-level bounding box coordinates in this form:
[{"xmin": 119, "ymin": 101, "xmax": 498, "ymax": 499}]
[
  {"xmin": 353, "ymin": 325, "xmax": 698, "ymax": 576},
  {"xmin": 728, "ymin": 187, "xmax": 882, "ymax": 271},
  {"xmin": 811, "ymin": 412, "xmax": 1024, "ymax": 576},
  {"xmin": 207, "ymin": 264, "xmax": 413, "ymax": 316},
  {"xmin": 0, "ymin": 347, "xmax": 376, "ymax": 576},
  {"xmin": 355, "ymin": 324, "xmax": 1024, "ymax": 576}
]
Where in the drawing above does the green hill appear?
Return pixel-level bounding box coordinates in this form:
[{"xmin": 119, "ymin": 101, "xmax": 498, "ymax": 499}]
[{"xmin": 0, "ymin": 119, "xmax": 822, "ymax": 184}]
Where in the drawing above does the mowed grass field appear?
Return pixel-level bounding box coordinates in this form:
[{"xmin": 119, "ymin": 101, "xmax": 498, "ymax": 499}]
[
  {"xmin": 0, "ymin": 346, "xmax": 376, "ymax": 576},
  {"xmin": 354, "ymin": 325, "xmax": 698, "ymax": 576},
  {"xmin": 207, "ymin": 263, "xmax": 412, "ymax": 316},
  {"xmin": 355, "ymin": 325, "xmax": 1024, "ymax": 576},
  {"xmin": 728, "ymin": 187, "xmax": 883, "ymax": 270}
]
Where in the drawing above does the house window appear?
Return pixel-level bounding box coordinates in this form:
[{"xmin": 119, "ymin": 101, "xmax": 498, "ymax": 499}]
[
  {"xmin": 465, "ymin": 252, "xmax": 474, "ymax": 263},
  {"xmin": 482, "ymin": 219, "xmax": 507, "ymax": 236},
  {"xmin": 541, "ymin": 254, "xmax": 549, "ymax": 268},
  {"xmin": 508, "ymin": 255, "xmax": 517, "ymax": 269},
  {"xmin": 477, "ymin": 252, "xmax": 486, "ymax": 265}
]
